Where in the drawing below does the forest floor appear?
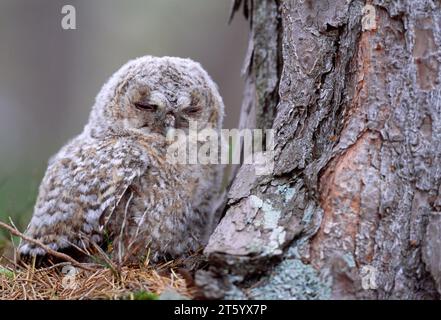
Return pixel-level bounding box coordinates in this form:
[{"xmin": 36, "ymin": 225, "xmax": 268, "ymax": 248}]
[{"xmin": 0, "ymin": 241, "xmax": 197, "ymax": 300}]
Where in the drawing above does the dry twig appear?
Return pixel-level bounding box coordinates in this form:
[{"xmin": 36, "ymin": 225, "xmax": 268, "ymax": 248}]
[{"xmin": 0, "ymin": 221, "xmax": 95, "ymax": 271}]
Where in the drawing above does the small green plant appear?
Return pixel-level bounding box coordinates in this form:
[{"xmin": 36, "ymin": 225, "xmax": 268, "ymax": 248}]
[
  {"xmin": 0, "ymin": 267, "xmax": 15, "ymax": 280},
  {"xmin": 130, "ymin": 290, "xmax": 159, "ymax": 300}
]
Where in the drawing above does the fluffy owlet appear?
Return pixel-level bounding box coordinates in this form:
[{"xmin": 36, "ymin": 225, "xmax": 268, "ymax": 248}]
[{"xmin": 19, "ymin": 56, "xmax": 224, "ymax": 264}]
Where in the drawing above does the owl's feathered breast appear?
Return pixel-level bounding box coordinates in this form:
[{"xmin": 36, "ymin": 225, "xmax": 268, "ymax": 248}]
[{"xmin": 19, "ymin": 133, "xmax": 157, "ymax": 256}]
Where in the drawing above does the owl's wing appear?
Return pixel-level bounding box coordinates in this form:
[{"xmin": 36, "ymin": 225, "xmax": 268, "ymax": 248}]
[{"xmin": 19, "ymin": 135, "xmax": 150, "ymax": 256}]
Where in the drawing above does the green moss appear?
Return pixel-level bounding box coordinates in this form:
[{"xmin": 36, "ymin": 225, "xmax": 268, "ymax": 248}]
[
  {"xmin": 129, "ymin": 290, "xmax": 159, "ymax": 300},
  {"xmin": 0, "ymin": 267, "xmax": 15, "ymax": 280}
]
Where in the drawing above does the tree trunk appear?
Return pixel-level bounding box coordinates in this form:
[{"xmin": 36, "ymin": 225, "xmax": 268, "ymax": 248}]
[{"xmin": 196, "ymin": 0, "xmax": 441, "ymax": 300}]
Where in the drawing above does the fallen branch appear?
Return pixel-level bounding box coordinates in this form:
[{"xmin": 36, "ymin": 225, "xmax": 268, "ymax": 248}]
[{"xmin": 0, "ymin": 221, "xmax": 95, "ymax": 271}]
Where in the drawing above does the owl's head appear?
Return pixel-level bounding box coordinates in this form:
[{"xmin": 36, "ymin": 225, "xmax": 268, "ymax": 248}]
[{"xmin": 87, "ymin": 56, "xmax": 224, "ymax": 137}]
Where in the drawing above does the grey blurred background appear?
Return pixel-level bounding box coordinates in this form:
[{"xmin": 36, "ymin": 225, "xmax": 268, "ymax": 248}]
[{"xmin": 0, "ymin": 0, "xmax": 247, "ymax": 231}]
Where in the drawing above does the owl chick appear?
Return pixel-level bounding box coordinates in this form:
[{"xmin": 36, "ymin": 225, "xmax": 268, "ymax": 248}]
[{"xmin": 19, "ymin": 56, "xmax": 225, "ymax": 264}]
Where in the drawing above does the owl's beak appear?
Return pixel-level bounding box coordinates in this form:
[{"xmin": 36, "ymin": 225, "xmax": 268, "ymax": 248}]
[
  {"xmin": 165, "ymin": 113, "xmax": 175, "ymax": 127},
  {"xmin": 164, "ymin": 113, "xmax": 176, "ymax": 135}
]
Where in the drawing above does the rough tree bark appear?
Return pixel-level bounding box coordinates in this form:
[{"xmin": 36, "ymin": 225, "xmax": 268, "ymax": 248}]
[{"xmin": 196, "ymin": 0, "xmax": 441, "ymax": 299}]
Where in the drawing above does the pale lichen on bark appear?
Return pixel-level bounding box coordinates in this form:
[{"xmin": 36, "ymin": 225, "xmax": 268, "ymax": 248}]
[{"xmin": 198, "ymin": 0, "xmax": 441, "ymax": 300}]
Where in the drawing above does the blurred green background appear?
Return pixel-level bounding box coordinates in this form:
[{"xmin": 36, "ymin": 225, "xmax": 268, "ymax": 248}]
[{"xmin": 0, "ymin": 0, "xmax": 247, "ymax": 240}]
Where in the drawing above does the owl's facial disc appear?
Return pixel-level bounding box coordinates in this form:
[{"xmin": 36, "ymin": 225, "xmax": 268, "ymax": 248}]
[{"xmin": 127, "ymin": 86, "xmax": 208, "ymax": 136}]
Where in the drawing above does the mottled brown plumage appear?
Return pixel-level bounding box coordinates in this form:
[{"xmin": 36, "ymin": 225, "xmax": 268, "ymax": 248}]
[{"xmin": 19, "ymin": 56, "xmax": 224, "ymax": 264}]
